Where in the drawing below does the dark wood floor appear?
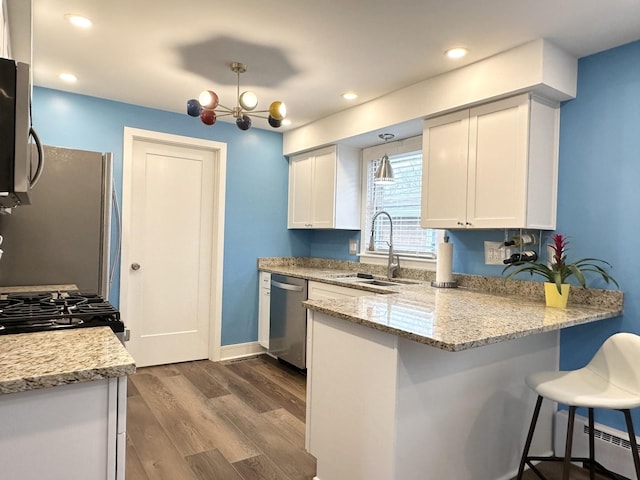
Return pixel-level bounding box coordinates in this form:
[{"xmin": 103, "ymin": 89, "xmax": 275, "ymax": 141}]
[
  {"xmin": 126, "ymin": 355, "xmax": 610, "ymax": 480},
  {"xmin": 516, "ymin": 461, "xmax": 611, "ymax": 479},
  {"xmin": 125, "ymin": 355, "xmax": 316, "ymax": 480}
]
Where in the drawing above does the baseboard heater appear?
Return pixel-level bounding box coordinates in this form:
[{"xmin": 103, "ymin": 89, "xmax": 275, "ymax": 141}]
[{"xmin": 554, "ymin": 410, "xmax": 639, "ymax": 479}]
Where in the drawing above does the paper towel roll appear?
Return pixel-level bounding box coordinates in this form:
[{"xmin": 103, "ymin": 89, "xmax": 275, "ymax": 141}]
[{"xmin": 436, "ymin": 242, "xmax": 454, "ymax": 283}]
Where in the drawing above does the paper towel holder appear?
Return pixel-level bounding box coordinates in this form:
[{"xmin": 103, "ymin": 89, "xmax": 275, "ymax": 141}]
[
  {"xmin": 431, "ymin": 279, "xmax": 458, "ymax": 288},
  {"xmin": 431, "ymin": 233, "xmax": 458, "ymax": 288}
]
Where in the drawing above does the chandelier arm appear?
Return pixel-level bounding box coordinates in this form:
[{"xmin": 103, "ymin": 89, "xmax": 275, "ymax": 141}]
[
  {"xmin": 215, "ymin": 104, "xmax": 234, "ymax": 112},
  {"xmin": 213, "ymin": 112, "xmax": 234, "ymax": 118},
  {"xmin": 248, "ymin": 113, "xmax": 270, "ymax": 120}
]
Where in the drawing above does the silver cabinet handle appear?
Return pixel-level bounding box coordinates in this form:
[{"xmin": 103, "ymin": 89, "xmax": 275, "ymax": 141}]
[
  {"xmin": 131, "ymin": 263, "xmax": 141, "ymax": 271},
  {"xmin": 271, "ymin": 280, "xmax": 304, "ymax": 292}
]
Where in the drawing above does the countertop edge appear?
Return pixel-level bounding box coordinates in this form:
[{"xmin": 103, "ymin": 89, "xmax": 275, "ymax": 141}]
[
  {"xmin": 305, "ymin": 301, "xmax": 623, "ymax": 352},
  {"xmin": 0, "ymin": 327, "xmax": 136, "ymax": 396}
]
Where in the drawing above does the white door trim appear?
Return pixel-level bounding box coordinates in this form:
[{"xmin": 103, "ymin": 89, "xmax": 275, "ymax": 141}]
[{"xmin": 120, "ymin": 127, "xmax": 226, "ymax": 362}]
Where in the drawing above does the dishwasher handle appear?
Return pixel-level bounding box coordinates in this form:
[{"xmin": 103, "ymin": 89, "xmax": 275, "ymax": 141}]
[{"xmin": 271, "ymin": 279, "xmax": 304, "ymax": 292}]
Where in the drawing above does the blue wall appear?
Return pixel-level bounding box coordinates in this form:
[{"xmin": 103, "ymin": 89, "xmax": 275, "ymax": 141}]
[
  {"xmin": 32, "ymin": 87, "xmax": 310, "ymax": 345},
  {"xmin": 309, "ymin": 229, "xmax": 360, "ymax": 261}
]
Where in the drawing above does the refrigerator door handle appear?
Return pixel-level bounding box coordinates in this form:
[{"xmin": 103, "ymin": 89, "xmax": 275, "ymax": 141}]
[
  {"xmin": 271, "ymin": 280, "xmax": 304, "ymax": 292},
  {"xmin": 29, "ymin": 127, "xmax": 45, "ymax": 187}
]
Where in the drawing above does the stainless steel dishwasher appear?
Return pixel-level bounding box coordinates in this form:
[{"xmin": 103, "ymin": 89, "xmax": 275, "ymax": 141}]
[{"xmin": 269, "ymin": 274, "xmax": 308, "ymax": 370}]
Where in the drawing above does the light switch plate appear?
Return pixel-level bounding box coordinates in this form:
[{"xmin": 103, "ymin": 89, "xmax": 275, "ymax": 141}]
[
  {"xmin": 484, "ymin": 241, "xmax": 511, "ymax": 265},
  {"xmin": 349, "ymin": 239, "xmax": 358, "ymax": 255}
]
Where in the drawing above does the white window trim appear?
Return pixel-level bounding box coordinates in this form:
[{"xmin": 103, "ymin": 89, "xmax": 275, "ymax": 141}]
[{"xmin": 358, "ymin": 135, "xmax": 443, "ymax": 268}]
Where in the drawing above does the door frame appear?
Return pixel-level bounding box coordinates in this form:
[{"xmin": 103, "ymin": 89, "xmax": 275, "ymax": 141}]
[{"xmin": 120, "ymin": 127, "xmax": 226, "ymax": 362}]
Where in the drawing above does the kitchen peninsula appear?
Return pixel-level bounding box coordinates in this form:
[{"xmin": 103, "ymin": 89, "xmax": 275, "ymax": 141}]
[
  {"xmin": 259, "ymin": 258, "xmax": 623, "ymax": 480},
  {"xmin": 0, "ymin": 288, "xmax": 135, "ymax": 480}
]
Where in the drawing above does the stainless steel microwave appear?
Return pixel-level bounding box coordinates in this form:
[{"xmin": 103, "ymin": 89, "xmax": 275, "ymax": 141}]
[{"xmin": 0, "ymin": 57, "xmax": 43, "ymax": 208}]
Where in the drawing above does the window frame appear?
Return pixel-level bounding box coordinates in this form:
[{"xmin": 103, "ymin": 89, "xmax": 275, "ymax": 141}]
[{"xmin": 358, "ymin": 135, "xmax": 441, "ymax": 268}]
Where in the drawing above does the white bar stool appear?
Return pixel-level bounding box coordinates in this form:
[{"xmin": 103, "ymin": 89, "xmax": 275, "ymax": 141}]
[{"xmin": 517, "ymin": 332, "xmax": 640, "ymax": 480}]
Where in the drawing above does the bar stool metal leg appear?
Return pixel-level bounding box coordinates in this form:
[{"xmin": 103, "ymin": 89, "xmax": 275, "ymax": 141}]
[
  {"xmin": 517, "ymin": 395, "xmax": 544, "ymax": 480},
  {"xmin": 563, "ymin": 406, "xmax": 577, "ymax": 480},
  {"xmin": 588, "ymin": 408, "xmax": 595, "ymax": 480},
  {"xmin": 622, "ymin": 409, "xmax": 640, "ymax": 479}
]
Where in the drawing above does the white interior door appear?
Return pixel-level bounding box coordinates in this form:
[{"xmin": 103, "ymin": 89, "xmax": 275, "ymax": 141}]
[{"xmin": 121, "ymin": 128, "xmax": 226, "ymax": 367}]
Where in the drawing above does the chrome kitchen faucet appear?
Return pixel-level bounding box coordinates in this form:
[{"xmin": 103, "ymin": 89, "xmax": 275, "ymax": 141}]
[{"xmin": 368, "ymin": 210, "xmax": 400, "ymax": 279}]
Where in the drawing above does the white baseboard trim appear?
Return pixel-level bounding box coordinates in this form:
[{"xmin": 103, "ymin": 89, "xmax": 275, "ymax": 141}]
[{"xmin": 219, "ymin": 341, "xmax": 266, "ymax": 361}]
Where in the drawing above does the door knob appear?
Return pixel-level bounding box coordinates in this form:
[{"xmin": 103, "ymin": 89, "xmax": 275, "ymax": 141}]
[{"xmin": 131, "ymin": 263, "xmax": 141, "ymax": 271}]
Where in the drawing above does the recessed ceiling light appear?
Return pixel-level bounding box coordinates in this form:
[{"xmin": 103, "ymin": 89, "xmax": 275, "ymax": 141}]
[
  {"xmin": 59, "ymin": 73, "xmax": 77, "ymax": 83},
  {"xmin": 281, "ymin": 119, "xmax": 292, "ymax": 127},
  {"xmin": 342, "ymin": 92, "xmax": 358, "ymax": 100},
  {"xmin": 445, "ymin": 47, "xmax": 468, "ymax": 59},
  {"xmin": 64, "ymin": 14, "xmax": 93, "ymax": 28}
]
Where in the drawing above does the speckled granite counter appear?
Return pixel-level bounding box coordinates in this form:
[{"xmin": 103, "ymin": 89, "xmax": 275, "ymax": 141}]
[
  {"xmin": 0, "ymin": 327, "xmax": 135, "ymax": 395},
  {"xmin": 259, "ymin": 257, "xmax": 623, "ymax": 352}
]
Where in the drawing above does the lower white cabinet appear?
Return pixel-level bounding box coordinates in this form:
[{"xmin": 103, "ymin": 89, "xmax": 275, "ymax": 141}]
[
  {"xmin": 306, "ymin": 280, "xmax": 377, "ymax": 452},
  {"xmin": 307, "ymin": 311, "xmax": 558, "ymax": 480},
  {"xmin": 307, "ymin": 280, "xmax": 374, "ymax": 300},
  {"xmin": 258, "ymin": 271, "xmax": 271, "ymax": 349},
  {"xmin": 0, "ymin": 376, "xmax": 128, "ymax": 480}
]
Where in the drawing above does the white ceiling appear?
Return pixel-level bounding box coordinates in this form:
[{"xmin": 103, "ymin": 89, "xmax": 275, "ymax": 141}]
[{"xmin": 23, "ymin": 0, "xmax": 640, "ymax": 134}]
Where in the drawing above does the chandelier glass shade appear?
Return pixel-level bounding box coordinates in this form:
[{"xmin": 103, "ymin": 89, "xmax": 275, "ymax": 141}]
[{"xmin": 187, "ymin": 62, "xmax": 287, "ymax": 130}]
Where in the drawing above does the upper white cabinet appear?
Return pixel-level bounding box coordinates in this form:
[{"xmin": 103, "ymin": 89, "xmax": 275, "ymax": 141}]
[
  {"xmin": 421, "ymin": 94, "xmax": 559, "ymax": 230},
  {"xmin": 288, "ymin": 145, "xmax": 360, "ymax": 229}
]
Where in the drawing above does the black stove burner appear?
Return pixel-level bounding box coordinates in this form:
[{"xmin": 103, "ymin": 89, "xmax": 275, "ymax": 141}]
[{"xmin": 0, "ymin": 291, "xmax": 124, "ymax": 335}]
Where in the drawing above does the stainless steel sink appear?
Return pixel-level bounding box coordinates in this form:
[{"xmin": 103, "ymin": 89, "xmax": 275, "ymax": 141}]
[{"xmin": 330, "ymin": 273, "xmax": 422, "ymax": 288}]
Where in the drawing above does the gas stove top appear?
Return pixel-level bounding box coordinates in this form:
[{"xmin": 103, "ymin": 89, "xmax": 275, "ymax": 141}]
[{"xmin": 0, "ymin": 291, "xmax": 124, "ymax": 336}]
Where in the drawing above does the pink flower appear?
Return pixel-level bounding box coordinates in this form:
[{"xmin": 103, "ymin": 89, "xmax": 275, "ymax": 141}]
[{"xmin": 549, "ymin": 233, "xmax": 567, "ymax": 271}]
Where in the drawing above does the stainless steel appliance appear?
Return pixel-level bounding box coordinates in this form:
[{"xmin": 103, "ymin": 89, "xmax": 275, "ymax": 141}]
[
  {"xmin": 0, "ymin": 146, "xmax": 115, "ymax": 298},
  {"xmin": 269, "ymin": 274, "xmax": 308, "ymax": 370},
  {"xmin": 0, "ymin": 57, "xmax": 44, "ymax": 208},
  {"xmin": 0, "ymin": 290, "xmax": 126, "ymax": 342}
]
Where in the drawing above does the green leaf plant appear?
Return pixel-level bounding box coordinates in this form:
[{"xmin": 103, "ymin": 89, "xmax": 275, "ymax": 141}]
[{"xmin": 502, "ymin": 233, "xmax": 619, "ymax": 293}]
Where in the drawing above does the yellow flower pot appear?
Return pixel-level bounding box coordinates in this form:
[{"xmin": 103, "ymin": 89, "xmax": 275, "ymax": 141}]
[{"xmin": 544, "ymin": 282, "xmax": 571, "ymax": 309}]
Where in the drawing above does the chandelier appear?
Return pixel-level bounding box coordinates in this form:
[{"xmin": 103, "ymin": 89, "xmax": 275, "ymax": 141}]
[{"xmin": 186, "ymin": 61, "xmax": 287, "ymax": 131}]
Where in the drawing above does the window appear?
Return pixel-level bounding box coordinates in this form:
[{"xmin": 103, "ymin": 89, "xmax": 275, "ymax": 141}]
[{"xmin": 362, "ymin": 136, "xmax": 439, "ymax": 259}]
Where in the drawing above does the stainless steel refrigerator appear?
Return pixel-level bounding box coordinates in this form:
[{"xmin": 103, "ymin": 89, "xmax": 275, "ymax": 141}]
[{"xmin": 0, "ymin": 145, "xmax": 113, "ymax": 297}]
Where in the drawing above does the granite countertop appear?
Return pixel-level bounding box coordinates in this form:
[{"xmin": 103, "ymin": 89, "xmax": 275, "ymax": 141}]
[
  {"xmin": 259, "ymin": 257, "xmax": 624, "ymax": 352},
  {"xmin": 0, "ymin": 327, "xmax": 136, "ymax": 395}
]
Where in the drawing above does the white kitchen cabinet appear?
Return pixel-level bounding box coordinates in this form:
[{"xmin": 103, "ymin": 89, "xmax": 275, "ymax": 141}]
[
  {"xmin": 258, "ymin": 271, "xmax": 271, "ymax": 349},
  {"xmin": 305, "ymin": 280, "xmax": 376, "ymax": 452},
  {"xmin": 288, "ymin": 145, "xmax": 361, "ymax": 229},
  {"xmin": 307, "ymin": 311, "xmax": 558, "ymax": 480},
  {"xmin": 0, "ymin": 376, "xmax": 127, "ymax": 480},
  {"xmin": 421, "ymin": 93, "xmax": 559, "ymax": 230},
  {"xmin": 307, "ymin": 280, "xmax": 376, "ymax": 300}
]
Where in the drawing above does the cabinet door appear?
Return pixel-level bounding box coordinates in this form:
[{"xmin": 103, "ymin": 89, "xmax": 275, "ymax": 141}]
[
  {"xmin": 468, "ymin": 97, "xmax": 529, "ymax": 228},
  {"xmin": 311, "ymin": 150, "xmax": 337, "ymax": 228},
  {"xmin": 308, "ymin": 281, "xmax": 373, "ymax": 300},
  {"xmin": 421, "ymin": 110, "xmax": 470, "ymax": 229},
  {"xmin": 288, "ymin": 154, "xmax": 314, "ymax": 228}
]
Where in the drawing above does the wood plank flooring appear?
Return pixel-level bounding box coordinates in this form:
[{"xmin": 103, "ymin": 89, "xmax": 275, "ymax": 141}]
[
  {"xmin": 515, "ymin": 461, "xmax": 611, "ymax": 480},
  {"xmin": 125, "ymin": 355, "xmax": 316, "ymax": 480},
  {"xmin": 126, "ymin": 355, "xmax": 613, "ymax": 480}
]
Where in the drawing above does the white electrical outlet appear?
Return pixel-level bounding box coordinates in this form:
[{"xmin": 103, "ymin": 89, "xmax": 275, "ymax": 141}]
[
  {"xmin": 484, "ymin": 241, "xmax": 511, "ymax": 265},
  {"xmin": 349, "ymin": 239, "xmax": 358, "ymax": 255}
]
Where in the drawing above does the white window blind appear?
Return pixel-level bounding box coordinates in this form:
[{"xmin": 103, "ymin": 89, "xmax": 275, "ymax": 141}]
[{"xmin": 364, "ymin": 150, "xmax": 438, "ymax": 257}]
